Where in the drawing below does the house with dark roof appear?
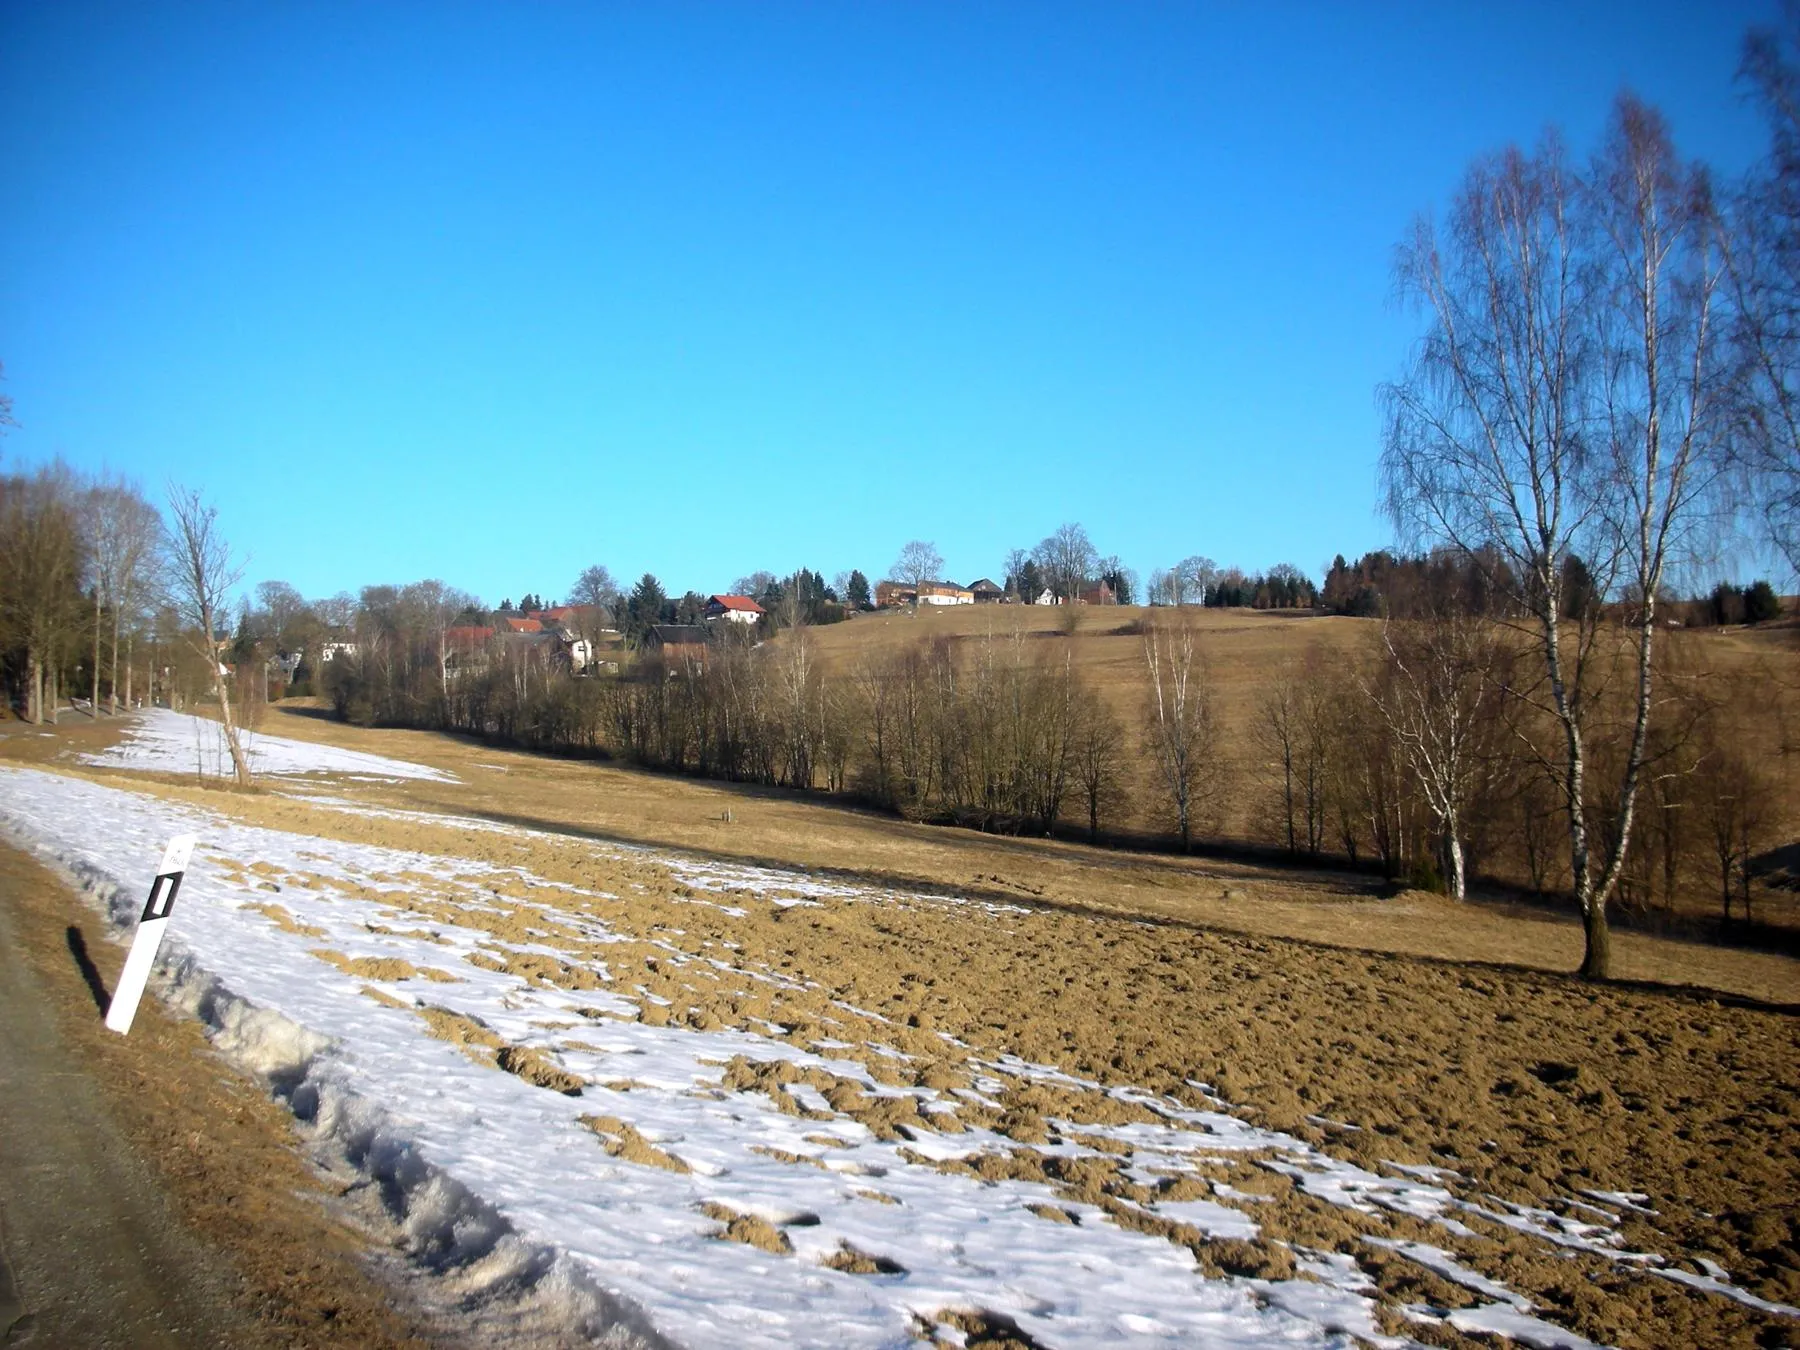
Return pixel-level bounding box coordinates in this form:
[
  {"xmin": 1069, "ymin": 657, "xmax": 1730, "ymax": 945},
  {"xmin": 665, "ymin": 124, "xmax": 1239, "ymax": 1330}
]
[
  {"xmin": 644, "ymin": 624, "xmax": 709, "ymax": 671},
  {"xmin": 967, "ymin": 578, "xmax": 1005, "ymax": 603}
]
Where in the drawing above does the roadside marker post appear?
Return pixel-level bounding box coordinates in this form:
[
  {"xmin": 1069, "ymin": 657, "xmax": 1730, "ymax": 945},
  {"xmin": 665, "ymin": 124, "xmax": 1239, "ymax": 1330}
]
[{"xmin": 104, "ymin": 834, "xmax": 196, "ymax": 1035}]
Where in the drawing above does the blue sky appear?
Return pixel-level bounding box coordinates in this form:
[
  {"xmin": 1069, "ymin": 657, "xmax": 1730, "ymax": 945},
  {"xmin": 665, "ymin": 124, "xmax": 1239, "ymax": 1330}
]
[{"xmin": 0, "ymin": 2, "xmax": 1774, "ymax": 606}]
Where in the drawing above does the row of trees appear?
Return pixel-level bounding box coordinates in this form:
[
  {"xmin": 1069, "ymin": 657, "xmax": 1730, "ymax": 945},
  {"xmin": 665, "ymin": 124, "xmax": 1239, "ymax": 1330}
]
[{"xmin": 0, "ymin": 456, "xmax": 255, "ymax": 783}]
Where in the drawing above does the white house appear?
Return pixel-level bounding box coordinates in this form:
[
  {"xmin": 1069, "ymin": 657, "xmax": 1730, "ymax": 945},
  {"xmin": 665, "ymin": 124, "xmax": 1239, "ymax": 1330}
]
[
  {"xmin": 916, "ymin": 582, "xmax": 974, "ymax": 606},
  {"xmin": 705, "ymin": 594, "xmax": 765, "ymax": 625}
]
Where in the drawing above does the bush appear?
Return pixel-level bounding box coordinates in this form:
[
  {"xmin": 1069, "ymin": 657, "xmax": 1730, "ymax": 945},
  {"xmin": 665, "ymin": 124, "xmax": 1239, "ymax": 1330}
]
[{"xmin": 1406, "ymin": 854, "xmax": 1447, "ymax": 895}]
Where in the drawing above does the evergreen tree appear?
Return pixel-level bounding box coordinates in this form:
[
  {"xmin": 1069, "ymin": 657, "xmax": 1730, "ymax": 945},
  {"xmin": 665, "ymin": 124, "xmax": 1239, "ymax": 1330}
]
[
  {"xmin": 847, "ymin": 569, "xmax": 871, "ymax": 609},
  {"xmin": 626, "ymin": 573, "xmax": 668, "ymax": 647},
  {"xmin": 1745, "ymin": 579, "xmax": 1782, "ymax": 623}
]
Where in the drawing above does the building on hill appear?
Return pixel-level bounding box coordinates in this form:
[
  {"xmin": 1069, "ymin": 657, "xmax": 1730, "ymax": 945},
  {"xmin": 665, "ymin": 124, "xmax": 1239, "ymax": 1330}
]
[
  {"xmin": 875, "ymin": 580, "xmax": 974, "ymax": 607},
  {"xmin": 917, "ymin": 582, "xmax": 974, "ymax": 606},
  {"xmin": 644, "ymin": 624, "xmax": 709, "ymax": 671},
  {"xmin": 705, "ymin": 594, "xmax": 765, "ymax": 625},
  {"xmin": 968, "ymin": 578, "xmax": 1005, "ymax": 603},
  {"xmin": 1077, "ymin": 580, "xmax": 1117, "ymax": 606},
  {"xmin": 501, "ymin": 617, "xmax": 544, "ymax": 634}
]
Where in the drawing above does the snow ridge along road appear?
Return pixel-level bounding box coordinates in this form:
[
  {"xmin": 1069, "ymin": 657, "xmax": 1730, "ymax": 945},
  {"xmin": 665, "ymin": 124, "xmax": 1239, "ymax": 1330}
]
[{"xmin": 3, "ymin": 735, "xmax": 1789, "ymax": 1347}]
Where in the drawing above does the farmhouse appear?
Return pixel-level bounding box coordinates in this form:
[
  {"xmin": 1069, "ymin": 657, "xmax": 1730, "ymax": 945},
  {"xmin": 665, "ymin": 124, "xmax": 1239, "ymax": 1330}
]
[
  {"xmin": 968, "ymin": 578, "xmax": 1005, "ymax": 603},
  {"xmin": 705, "ymin": 594, "xmax": 764, "ymax": 625},
  {"xmin": 1077, "ymin": 580, "xmax": 1117, "ymax": 606},
  {"xmin": 644, "ymin": 624, "xmax": 709, "ymax": 670},
  {"xmin": 876, "ymin": 580, "xmax": 975, "ymax": 608},
  {"xmin": 917, "ymin": 582, "xmax": 974, "ymax": 606}
]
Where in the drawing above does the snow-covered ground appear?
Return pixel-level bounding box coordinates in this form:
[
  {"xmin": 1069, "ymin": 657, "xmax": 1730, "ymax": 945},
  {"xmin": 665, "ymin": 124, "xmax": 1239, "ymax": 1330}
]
[
  {"xmin": 2, "ymin": 742, "xmax": 1789, "ymax": 1348},
  {"xmin": 81, "ymin": 707, "xmax": 458, "ymax": 782}
]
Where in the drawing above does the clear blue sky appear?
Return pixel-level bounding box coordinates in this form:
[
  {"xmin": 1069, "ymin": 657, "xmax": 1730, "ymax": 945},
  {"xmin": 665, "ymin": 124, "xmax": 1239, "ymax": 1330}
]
[{"xmin": 0, "ymin": 2, "xmax": 1772, "ymax": 607}]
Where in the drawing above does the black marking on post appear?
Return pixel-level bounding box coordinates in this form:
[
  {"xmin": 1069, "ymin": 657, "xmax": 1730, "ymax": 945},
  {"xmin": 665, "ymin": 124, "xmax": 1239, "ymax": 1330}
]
[{"xmin": 141, "ymin": 870, "xmax": 184, "ymax": 923}]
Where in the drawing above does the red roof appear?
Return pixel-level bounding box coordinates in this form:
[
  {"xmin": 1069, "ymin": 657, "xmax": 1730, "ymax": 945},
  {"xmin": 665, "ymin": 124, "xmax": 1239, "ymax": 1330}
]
[
  {"xmin": 502, "ymin": 617, "xmax": 543, "ymax": 633},
  {"xmin": 709, "ymin": 594, "xmax": 764, "ymax": 614},
  {"xmin": 446, "ymin": 625, "xmax": 493, "ymax": 649}
]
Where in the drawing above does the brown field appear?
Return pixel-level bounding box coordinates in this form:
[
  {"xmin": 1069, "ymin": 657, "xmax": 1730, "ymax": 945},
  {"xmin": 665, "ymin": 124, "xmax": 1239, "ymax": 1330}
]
[{"xmin": 4, "ymin": 698, "xmax": 1798, "ymax": 1346}]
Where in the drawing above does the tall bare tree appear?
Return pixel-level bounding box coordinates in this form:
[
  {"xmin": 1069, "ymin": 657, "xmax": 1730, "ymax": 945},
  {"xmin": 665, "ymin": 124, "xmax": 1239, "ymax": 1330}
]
[
  {"xmin": 88, "ymin": 477, "xmax": 161, "ymax": 714},
  {"xmin": 1367, "ymin": 610, "xmax": 1507, "ymax": 899},
  {"xmin": 1731, "ymin": 14, "xmax": 1800, "ymax": 573},
  {"xmin": 890, "ymin": 540, "xmax": 943, "ymax": 590},
  {"xmin": 1382, "ymin": 97, "xmax": 1728, "ymax": 977},
  {"xmin": 1033, "ymin": 522, "xmax": 1098, "ymax": 603},
  {"xmin": 165, "ymin": 485, "xmax": 252, "ymax": 786},
  {"xmin": 0, "ymin": 462, "xmax": 87, "ymax": 723},
  {"xmin": 1140, "ymin": 617, "xmax": 1220, "ymax": 851}
]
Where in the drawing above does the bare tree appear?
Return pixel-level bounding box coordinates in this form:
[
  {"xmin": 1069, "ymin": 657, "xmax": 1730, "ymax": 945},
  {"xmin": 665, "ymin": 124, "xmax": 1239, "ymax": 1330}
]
[
  {"xmin": 1140, "ymin": 617, "xmax": 1220, "ymax": 851},
  {"xmin": 891, "ymin": 540, "xmax": 943, "ymax": 590},
  {"xmin": 1256, "ymin": 649, "xmax": 1332, "ymax": 858},
  {"xmin": 1033, "ymin": 523, "xmax": 1097, "ymax": 603},
  {"xmin": 0, "ymin": 463, "xmax": 87, "ymax": 723},
  {"xmin": 1072, "ymin": 686, "xmax": 1126, "ymax": 842},
  {"xmin": 165, "ymin": 485, "xmax": 252, "ymax": 786},
  {"xmin": 1176, "ymin": 555, "xmax": 1219, "ymax": 605},
  {"xmin": 316, "ymin": 591, "xmax": 356, "ymax": 631},
  {"xmin": 89, "ymin": 478, "xmax": 161, "ymax": 714},
  {"xmin": 1731, "ymin": 15, "xmax": 1800, "ymax": 573},
  {"xmin": 1381, "ymin": 98, "xmax": 1727, "ymax": 977},
  {"xmin": 1366, "ymin": 610, "xmax": 1507, "ymax": 899}
]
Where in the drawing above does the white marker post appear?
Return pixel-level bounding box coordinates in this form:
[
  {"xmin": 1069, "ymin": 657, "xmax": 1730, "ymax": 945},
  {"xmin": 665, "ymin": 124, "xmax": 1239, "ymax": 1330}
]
[{"xmin": 105, "ymin": 834, "xmax": 196, "ymax": 1035}]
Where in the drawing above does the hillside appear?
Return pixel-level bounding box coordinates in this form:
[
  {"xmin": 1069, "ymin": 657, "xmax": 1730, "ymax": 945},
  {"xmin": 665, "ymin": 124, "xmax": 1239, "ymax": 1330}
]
[{"xmin": 791, "ymin": 603, "xmax": 1800, "ymax": 926}]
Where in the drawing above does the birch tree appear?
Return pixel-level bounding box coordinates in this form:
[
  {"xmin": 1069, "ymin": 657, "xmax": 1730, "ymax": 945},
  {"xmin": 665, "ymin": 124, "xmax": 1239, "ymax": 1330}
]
[
  {"xmin": 1367, "ymin": 611, "xmax": 1506, "ymax": 900},
  {"xmin": 1381, "ymin": 97, "xmax": 1727, "ymax": 977},
  {"xmin": 88, "ymin": 478, "xmax": 161, "ymax": 714},
  {"xmin": 1141, "ymin": 617, "xmax": 1220, "ymax": 851},
  {"xmin": 165, "ymin": 485, "xmax": 253, "ymax": 786},
  {"xmin": 1731, "ymin": 15, "xmax": 1800, "ymax": 571}
]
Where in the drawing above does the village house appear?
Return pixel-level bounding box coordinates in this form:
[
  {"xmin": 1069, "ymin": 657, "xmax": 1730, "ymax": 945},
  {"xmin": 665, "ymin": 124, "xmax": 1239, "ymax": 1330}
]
[
  {"xmin": 916, "ymin": 582, "xmax": 974, "ymax": 606},
  {"xmin": 442, "ymin": 625, "xmax": 495, "ymax": 679},
  {"xmin": 875, "ymin": 580, "xmax": 975, "ymax": 608},
  {"xmin": 704, "ymin": 594, "xmax": 764, "ymax": 625},
  {"xmin": 967, "ymin": 578, "xmax": 1005, "ymax": 603},
  {"xmin": 1077, "ymin": 580, "xmax": 1117, "ymax": 606},
  {"xmin": 644, "ymin": 624, "xmax": 709, "ymax": 671}
]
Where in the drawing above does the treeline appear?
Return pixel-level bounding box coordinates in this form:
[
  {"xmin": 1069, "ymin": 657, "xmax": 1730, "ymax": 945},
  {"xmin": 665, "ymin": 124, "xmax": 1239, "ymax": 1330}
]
[
  {"xmin": 0, "ymin": 461, "xmax": 224, "ymax": 722},
  {"xmin": 315, "ymin": 584, "xmax": 1786, "ymax": 935},
  {"xmin": 1143, "ymin": 557, "xmax": 1317, "ymax": 609},
  {"xmin": 1319, "ymin": 549, "xmax": 1786, "ymax": 628}
]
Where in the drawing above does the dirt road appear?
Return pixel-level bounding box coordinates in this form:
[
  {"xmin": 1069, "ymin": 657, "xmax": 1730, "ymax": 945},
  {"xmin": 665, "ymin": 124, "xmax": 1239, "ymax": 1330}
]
[{"xmin": 0, "ymin": 838, "xmax": 433, "ymax": 1350}]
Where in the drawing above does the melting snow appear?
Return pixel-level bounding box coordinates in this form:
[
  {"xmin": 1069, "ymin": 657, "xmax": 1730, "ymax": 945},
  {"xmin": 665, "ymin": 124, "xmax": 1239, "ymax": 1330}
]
[
  {"xmin": 1, "ymin": 752, "xmax": 1787, "ymax": 1347},
  {"xmin": 82, "ymin": 708, "xmax": 458, "ymax": 782}
]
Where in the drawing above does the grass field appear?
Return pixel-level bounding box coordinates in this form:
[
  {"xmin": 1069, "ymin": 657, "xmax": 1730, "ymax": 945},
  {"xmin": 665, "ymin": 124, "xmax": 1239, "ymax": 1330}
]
[{"xmin": 3, "ymin": 701, "xmax": 1796, "ymax": 1345}]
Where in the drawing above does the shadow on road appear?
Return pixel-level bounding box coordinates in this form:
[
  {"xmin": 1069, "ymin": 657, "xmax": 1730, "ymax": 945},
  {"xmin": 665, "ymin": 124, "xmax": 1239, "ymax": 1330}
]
[{"xmin": 65, "ymin": 926, "xmax": 109, "ymax": 1015}]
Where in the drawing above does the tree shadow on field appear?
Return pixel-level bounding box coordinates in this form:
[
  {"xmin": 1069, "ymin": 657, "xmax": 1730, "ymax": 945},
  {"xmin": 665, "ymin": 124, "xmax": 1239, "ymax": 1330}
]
[
  {"xmin": 270, "ymin": 704, "xmax": 338, "ymax": 723},
  {"xmin": 419, "ymin": 803, "xmax": 1800, "ymax": 1018},
  {"xmin": 65, "ymin": 925, "xmax": 110, "ymax": 1015}
]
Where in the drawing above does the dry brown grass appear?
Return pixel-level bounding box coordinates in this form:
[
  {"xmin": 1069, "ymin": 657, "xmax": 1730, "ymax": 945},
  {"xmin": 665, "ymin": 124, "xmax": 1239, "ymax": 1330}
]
[{"xmin": 8, "ymin": 705, "xmax": 1800, "ymax": 1344}]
